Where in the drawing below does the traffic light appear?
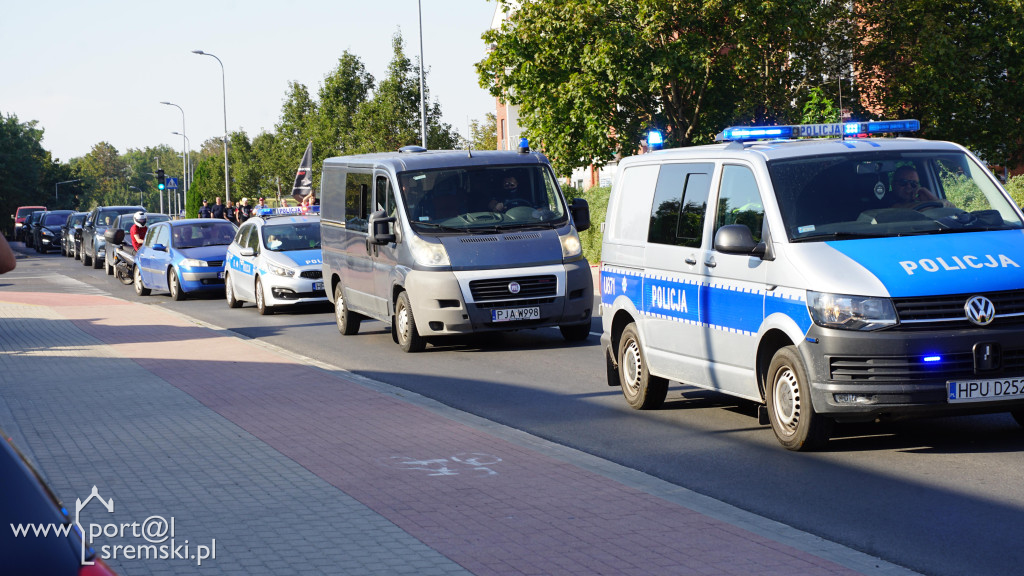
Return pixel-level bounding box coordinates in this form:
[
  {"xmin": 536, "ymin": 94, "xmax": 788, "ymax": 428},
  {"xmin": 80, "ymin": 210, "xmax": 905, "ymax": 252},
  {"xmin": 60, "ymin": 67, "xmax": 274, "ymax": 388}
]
[{"xmin": 156, "ymin": 169, "xmax": 166, "ymax": 191}]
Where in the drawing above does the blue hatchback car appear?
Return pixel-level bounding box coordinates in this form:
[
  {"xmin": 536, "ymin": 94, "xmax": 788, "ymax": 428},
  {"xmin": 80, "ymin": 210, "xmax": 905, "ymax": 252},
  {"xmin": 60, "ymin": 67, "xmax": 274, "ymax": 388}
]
[{"xmin": 134, "ymin": 219, "xmax": 238, "ymax": 300}]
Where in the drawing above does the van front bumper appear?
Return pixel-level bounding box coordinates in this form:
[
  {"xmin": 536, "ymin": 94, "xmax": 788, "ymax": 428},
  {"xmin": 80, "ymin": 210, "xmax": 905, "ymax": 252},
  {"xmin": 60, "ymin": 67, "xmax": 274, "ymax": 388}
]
[
  {"xmin": 801, "ymin": 324, "xmax": 1024, "ymax": 421},
  {"xmin": 404, "ymin": 260, "xmax": 593, "ymax": 336}
]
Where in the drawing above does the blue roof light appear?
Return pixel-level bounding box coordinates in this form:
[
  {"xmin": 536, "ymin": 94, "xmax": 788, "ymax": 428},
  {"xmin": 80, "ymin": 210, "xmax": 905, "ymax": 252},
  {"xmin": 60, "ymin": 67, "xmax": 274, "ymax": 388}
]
[
  {"xmin": 259, "ymin": 205, "xmax": 319, "ymax": 217},
  {"xmin": 647, "ymin": 129, "xmax": 664, "ymax": 148},
  {"xmin": 717, "ymin": 119, "xmax": 919, "ymax": 142}
]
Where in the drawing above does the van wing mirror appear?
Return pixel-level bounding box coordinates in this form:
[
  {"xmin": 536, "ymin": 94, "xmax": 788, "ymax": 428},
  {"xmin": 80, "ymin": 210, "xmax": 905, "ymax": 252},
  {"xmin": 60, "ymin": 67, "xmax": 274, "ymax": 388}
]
[
  {"xmin": 570, "ymin": 198, "xmax": 591, "ymax": 232},
  {"xmin": 369, "ymin": 210, "xmax": 396, "ymax": 245},
  {"xmin": 713, "ymin": 224, "xmax": 767, "ymax": 257}
]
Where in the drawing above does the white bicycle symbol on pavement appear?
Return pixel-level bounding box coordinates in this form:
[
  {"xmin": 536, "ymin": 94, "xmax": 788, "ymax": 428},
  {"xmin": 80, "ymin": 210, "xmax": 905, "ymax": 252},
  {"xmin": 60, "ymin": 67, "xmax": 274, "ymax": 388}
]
[{"xmin": 382, "ymin": 452, "xmax": 502, "ymax": 477}]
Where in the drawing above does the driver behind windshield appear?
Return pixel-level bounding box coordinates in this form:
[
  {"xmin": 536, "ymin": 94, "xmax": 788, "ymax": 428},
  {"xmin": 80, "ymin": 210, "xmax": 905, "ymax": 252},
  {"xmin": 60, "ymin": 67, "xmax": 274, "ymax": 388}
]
[
  {"xmin": 489, "ymin": 175, "xmax": 530, "ymax": 212},
  {"xmin": 888, "ymin": 166, "xmax": 952, "ymax": 209}
]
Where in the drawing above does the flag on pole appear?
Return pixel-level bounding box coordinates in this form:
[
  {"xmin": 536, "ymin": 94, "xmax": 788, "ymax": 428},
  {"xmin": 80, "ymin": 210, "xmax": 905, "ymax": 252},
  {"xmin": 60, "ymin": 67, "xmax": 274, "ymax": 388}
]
[{"xmin": 291, "ymin": 141, "xmax": 314, "ymax": 204}]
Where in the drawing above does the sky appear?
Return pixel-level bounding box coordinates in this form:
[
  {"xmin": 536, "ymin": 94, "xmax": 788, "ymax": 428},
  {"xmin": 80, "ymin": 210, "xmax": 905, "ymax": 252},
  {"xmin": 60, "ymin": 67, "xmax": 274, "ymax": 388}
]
[{"xmin": 0, "ymin": 0, "xmax": 501, "ymax": 163}]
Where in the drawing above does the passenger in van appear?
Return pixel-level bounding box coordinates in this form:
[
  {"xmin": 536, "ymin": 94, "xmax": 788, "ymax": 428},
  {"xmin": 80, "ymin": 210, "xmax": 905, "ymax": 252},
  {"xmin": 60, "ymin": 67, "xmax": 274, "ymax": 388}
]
[{"xmin": 888, "ymin": 166, "xmax": 952, "ymax": 209}]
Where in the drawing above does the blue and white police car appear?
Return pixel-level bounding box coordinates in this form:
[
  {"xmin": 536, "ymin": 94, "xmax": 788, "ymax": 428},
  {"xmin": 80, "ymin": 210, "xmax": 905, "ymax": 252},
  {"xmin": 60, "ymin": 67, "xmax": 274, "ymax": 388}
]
[
  {"xmin": 600, "ymin": 119, "xmax": 1024, "ymax": 450},
  {"xmin": 224, "ymin": 206, "xmax": 327, "ymax": 314}
]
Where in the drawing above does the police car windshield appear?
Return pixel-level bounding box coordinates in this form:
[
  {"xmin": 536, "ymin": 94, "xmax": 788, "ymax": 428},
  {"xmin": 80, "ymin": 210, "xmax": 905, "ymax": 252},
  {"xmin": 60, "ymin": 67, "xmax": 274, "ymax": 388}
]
[
  {"xmin": 768, "ymin": 151, "xmax": 1023, "ymax": 241},
  {"xmin": 398, "ymin": 165, "xmax": 568, "ymax": 234},
  {"xmin": 262, "ymin": 223, "xmax": 321, "ymax": 252}
]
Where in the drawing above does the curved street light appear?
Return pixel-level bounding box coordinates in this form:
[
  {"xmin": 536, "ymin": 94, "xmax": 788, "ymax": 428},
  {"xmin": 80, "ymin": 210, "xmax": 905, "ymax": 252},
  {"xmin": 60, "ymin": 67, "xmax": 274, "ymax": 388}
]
[
  {"xmin": 160, "ymin": 102, "xmax": 189, "ymax": 197},
  {"xmin": 192, "ymin": 50, "xmax": 230, "ymax": 203}
]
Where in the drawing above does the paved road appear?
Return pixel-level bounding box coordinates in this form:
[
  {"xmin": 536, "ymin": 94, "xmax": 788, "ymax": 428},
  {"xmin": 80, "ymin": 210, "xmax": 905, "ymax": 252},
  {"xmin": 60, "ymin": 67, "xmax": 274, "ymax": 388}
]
[{"xmin": 6, "ymin": 245, "xmax": 1024, "ymax": 575}]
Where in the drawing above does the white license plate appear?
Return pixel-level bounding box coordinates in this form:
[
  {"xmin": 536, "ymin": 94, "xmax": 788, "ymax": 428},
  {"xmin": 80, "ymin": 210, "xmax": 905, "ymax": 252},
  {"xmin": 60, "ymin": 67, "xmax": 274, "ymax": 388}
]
[
  {"xmin": 314, "ymin": 281, "xmax": 324, "ymax": 291},
  {"xmin": 948, "ymin": 378, "xmax": 1024, "ymax": 403},
  {"xmin": 217, "ymin": 271, "xmax": 225, "ymax": 279},
  {"xmin": 492, "ymin": 306, "xmax": 540, "ymax": 322}
]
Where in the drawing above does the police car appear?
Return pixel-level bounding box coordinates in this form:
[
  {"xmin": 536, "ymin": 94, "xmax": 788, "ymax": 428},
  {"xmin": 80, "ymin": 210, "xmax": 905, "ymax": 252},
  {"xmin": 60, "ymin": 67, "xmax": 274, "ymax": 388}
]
[
  {"xmin": 600, "ymin": 119, "xmax": 1024, "ymax": 450},
  {"xmin": 224, "ymin": 206, "xmax": 326, "ymax": 314}
]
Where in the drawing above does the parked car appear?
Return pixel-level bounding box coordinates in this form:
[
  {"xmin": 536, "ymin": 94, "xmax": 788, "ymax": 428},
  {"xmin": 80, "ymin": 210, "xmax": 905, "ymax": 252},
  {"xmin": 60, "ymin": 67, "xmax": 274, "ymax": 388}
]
[
  {"xmin": 61, "ymin": 212, "xmax": 88, "ymax": 257},
  {"xmin": 1, "ymin": 430, "xmax": 118, "ymax": 575},
  {"xmin": 80, "ymin": 205, "xmax": 144, "ymax": 269},
  {"xmin": 102, "ymin": 212, "xmax": 170, "ymax": 276},
  {"xmin": 32, "ymin": 210, "xmax": 75, "ymax": 254},
  {"xmin": 135, "ymin": 218, "xmax": 237, "ymax": 300},
  {"xmin": 23, "ymin": 211, "xmax": 46, "ymax": 249},
  {"xmin": 12, "ymin": 205, "xmax": 45, "ymax": 242}
]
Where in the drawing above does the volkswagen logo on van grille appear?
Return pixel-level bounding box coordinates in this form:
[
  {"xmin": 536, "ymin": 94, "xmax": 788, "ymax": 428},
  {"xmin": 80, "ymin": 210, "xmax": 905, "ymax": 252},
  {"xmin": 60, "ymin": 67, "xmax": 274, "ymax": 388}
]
[
  {"xmin": 508, "ymin": 281, "xmax": 521, "ymax": 294},
  {"xmin": 965, "ymin": 295, "xmax": 995, "ymax": 326}
]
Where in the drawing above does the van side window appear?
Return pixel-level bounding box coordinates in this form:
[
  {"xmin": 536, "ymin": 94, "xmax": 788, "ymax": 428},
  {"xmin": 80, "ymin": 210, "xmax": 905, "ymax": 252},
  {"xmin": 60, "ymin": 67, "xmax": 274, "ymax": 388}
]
[
  {"xmin": 648, "ymin": 163, "xmax": 713, "ymax": 247},
  {"xmin": 345, "ymin": 172, "xmax": 372, "ymax": 232},
  {"xmin": 320, "ymin": 168, "xmax": 345, "ymax": 222},
  {"xmin": 715, "ymin": 165, "xmax": 764, "ymax": 243},
  {"xmin": 375, "ymin": 175, "xmax": 396, "ymax": 216}
]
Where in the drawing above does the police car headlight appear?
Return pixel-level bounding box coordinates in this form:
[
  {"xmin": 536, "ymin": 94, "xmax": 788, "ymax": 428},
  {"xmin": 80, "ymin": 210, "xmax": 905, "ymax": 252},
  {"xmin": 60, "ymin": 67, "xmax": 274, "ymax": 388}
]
[
  {"xmin": 269, "ymin": 264, "xmax": 296, "ymax": 277},
  {"xmin": 180, "ymin": 258, "xmax": 209, "ymax": 268},
  {"xmin": 807, "ymin": 291, "xmax": 897, "ymax": 331},
  {"xmin": 559, "ymin": 229, "xmax": 583, "ymax": 261},
  {"xmin": 408, "ymin": 232, "xmax": 450, "ymax": 267}
]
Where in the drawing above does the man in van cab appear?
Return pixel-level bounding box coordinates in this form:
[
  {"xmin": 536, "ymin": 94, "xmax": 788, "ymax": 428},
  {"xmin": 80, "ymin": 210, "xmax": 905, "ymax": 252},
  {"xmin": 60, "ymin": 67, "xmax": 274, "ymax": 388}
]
[
  {"xmin": 489, "ymin": 175, "xmax": 531, "ymax": 212},
  {"xmin": 889, "ymin": 165, "xmax": 952, "ymax": 209}
]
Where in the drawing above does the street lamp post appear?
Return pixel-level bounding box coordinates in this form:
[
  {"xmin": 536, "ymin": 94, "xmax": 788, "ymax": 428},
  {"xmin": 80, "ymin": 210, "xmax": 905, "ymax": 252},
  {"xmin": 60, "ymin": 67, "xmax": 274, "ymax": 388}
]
[
  {"xmin": 55, "ymin": 179, "xmax": 81, "ymax": 203},
  {"xmin": 161, "ymin": 102, "xmax": 189, "ymax": 200},
  {"xmin": 417, "ymin": 0, "xmax": 427, "ymax": 148},
  {"xmin": 192, "ymin": 49, "xmax": 230, "ymax": 203},
  {"xmin": 172, "ymin": 131, "xmax": 191, "ymax": 217}
]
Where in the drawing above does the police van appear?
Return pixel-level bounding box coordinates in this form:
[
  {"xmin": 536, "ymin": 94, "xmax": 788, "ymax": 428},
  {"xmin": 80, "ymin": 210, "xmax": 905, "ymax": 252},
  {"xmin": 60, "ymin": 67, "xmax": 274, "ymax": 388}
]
[
  {"xmin": 599, "ymin": 120, "xmax": 1024, "ymax": 450},
  {"xmin": 224, "ymin": 207, "xmax": 326, "ymax": 314},
  {"xmin": 320, "ymin": 144, "xmax": 594, "ymax": 352}
]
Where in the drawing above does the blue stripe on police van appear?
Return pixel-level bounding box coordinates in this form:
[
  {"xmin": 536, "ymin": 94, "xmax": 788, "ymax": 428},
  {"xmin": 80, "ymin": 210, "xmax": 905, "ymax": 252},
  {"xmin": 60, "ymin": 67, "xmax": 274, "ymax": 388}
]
[
  {"xmin": 825, "ymin": 230, "xmax": 1024, "ymax": 297},
  {"xmin": 600, "ymin": 266, "xmax": 811, "ymax": 336}
]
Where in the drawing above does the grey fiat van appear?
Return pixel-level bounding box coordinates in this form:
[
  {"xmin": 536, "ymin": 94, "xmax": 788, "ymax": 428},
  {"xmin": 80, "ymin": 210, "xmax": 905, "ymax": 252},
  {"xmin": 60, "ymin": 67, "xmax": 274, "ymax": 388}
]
[{"xmin": 320, "ymin": 145, "xmax": 594, "ymax": 352}]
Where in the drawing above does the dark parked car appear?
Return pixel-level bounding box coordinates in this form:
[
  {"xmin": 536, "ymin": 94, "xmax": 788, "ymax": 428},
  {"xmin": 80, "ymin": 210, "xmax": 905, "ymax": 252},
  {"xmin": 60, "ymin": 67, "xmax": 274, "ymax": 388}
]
[
  {"xmin": 33, "ymin": 210, "xmax": 75, "ymax": 254},
  {"xmin": 103, "ymin": 212, "xmax": 169, "ymax": 275},
  {"xmin": 1, "ymin": 431, "xmax": 118, "ymax": 575},
  {"xmin": 23, "ymin": 210, "xmax": 46, "ymax": 249},
  {"xmin": 61, "ymin": 212, "xmax": 88, "ymax": 258},
  {"xmin": 81, "ymin": 205, "xmax": 144, "ymax": 269}
]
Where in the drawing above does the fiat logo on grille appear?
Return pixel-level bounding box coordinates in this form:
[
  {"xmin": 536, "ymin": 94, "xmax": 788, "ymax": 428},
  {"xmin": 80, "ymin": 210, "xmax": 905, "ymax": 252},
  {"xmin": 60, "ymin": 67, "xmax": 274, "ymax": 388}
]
[
  {"xmin": 508, "ymin": 281, "xmax": 521, "ymax": 294},
  {"xmin": 965, "ymin": 296, "xmax": 995, "ymax": 326}
]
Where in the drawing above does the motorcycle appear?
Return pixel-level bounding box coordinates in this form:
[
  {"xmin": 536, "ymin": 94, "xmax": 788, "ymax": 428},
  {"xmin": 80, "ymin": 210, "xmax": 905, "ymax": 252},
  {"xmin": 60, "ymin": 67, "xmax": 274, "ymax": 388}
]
[{"xmin": 107, "ymin": 229, "xmax": 136, "ymax": 286}]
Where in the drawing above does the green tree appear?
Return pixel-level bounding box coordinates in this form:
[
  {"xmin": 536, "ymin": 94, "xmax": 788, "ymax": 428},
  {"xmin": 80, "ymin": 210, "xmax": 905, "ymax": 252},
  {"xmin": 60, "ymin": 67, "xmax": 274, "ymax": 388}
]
[
  {"xmin": 0, "ymin": 113, "xmax": 50, "ymax": 232},
  {"xmin": 466, "ymin": 112, "xmax": 498, "ymax": 150},
  {"xmin": 800, "ymin": 87, "xmax": 842, "ymax": 125},
  {"xmin": 188, "ymin": 156, "xmax": 221, "ymax": 216},
  {"xmin": 478, "ymin": 0, "xmax": 847, "ymax": 174},
  {"xmin": 315, "ymin": 51, "xmax": 374, "ymax": 157},
  {"xmin": 855, "ymin": 0, "xmax": 1024, "ymax": 166}
]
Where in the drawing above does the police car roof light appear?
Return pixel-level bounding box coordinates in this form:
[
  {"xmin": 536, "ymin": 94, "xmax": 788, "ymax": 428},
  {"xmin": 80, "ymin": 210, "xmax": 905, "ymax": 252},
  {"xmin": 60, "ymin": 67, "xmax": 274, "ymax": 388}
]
[
  {"xmin": 716, "ymin": 119, "xmax": 920, "ymax": 142},
  {"xmin": 258, "ymin": 206, "xmax": 320, "ymax": 217}
]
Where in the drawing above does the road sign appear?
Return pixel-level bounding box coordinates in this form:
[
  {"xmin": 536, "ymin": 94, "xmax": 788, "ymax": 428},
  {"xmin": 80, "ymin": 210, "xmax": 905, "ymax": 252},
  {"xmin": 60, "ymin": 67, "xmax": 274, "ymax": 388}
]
[{"xmin": 166, "ymin": 177, "xmax": 179, "ymax": 189}]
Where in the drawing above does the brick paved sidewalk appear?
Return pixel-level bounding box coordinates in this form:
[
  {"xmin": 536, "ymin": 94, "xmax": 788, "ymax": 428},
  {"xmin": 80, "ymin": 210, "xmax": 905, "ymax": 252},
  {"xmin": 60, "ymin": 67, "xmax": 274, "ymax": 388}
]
[{"xmin": 0, "ymin": 291, "xmax": 916, "ymax": 576}]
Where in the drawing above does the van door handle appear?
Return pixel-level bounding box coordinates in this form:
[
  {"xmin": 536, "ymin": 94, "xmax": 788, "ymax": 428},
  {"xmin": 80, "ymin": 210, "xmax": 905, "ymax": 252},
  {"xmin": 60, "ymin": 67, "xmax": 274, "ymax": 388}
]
[
  {"xmin": 685, "ymin": 257, "xmax": 697, "ymax": 266},
  {"xmin": 704, "ymin": 256, "xmax": 717, "ymax": 268}
]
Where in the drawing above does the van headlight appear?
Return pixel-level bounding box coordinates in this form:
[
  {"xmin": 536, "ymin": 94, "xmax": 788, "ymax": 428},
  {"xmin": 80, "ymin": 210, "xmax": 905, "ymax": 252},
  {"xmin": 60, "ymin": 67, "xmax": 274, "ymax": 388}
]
[
  {"xmin": 408, "ymin": 232, "xmax": 450, "ymax": 267},
  {"xmin": 807, "ymin": 291, "xmax": 897, "ymax": 331},
  {"xmin": 559, "ymin": 229, "xmax": 583, "ymax": 261}
]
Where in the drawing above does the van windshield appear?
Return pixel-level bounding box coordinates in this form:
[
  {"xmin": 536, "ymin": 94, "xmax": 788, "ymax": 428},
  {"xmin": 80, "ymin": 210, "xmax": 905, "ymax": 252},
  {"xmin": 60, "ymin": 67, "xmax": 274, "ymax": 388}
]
[
  {"xmin": 768, "ymin": 151, "xmax": 1024, "ymax": 241},
  {"xmin": 397, "ymin": 165, "xmax": 568, "ymax": 233}
]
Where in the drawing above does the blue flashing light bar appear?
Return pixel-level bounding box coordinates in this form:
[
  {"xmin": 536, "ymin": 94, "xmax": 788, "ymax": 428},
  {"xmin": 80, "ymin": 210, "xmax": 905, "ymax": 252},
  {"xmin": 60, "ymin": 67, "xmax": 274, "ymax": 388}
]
[
  {"xmin": 717, "ymin": 119, "xmax": 920, "ymax": 142},
  {"xmin": 258, "ymin": 205, "xmax": 320, "ymax": 217},
  {"xmin": 647, "ymin": 129, "xmax": 664, "ymax": 146}
]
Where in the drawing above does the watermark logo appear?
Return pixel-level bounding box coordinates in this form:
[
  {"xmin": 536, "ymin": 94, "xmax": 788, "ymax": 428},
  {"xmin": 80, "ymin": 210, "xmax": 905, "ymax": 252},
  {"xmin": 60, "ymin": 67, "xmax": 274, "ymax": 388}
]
[{"xmin": 11, "ymin": 485, "xmax": 216, "ymax": 567}]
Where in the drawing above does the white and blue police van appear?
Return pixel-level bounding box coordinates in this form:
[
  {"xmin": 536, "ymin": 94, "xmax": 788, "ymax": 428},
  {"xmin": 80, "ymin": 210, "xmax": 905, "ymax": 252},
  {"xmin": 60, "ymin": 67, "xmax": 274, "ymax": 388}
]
[
  {"xmin": 224, "ymin": 206, "xmax": 326, "ymax": 314},
  {"xmin": 320, "ymin": 143, "xmax": 594, "ymax": 352},
  {"xmin": 600, "ymin": 120, "xmax": 1024, "ymax": 450}
]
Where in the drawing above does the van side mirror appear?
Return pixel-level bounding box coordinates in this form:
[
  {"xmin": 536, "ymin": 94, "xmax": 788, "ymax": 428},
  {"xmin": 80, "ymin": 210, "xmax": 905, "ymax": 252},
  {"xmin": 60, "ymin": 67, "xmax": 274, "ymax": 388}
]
[
  {"xmin": 714, "ymin": 224, "xmax": 767, "ymax": 257},
  {"xmin": 369, "ymin": 210, "xmax": 396, "ymax": 245},
  {"xmin": 570, "ymin": 198, "xmax": 591, "ymax": 232}
]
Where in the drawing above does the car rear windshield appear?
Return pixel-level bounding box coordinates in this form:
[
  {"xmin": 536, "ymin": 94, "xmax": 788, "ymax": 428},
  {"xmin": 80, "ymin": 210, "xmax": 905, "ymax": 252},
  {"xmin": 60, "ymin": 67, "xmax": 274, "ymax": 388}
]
[
  {"xmin": 396, "ymin": 164, "xmax": 568, "ymax": 235},
  {"xmin": 767, "ymin": 150, "xmax": 1023, "ymax": 241}
]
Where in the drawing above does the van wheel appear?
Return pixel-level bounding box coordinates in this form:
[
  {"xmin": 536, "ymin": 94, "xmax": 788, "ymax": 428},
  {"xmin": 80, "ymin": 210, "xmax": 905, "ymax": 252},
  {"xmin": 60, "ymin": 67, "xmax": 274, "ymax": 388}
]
[
  {"xmin": 766, "ymin": 346, "xmax": 831, "ymax": 451},
  {"xmin": 225, "ymin": 273, "xmax": 242, "ymax": 308},
  {"xmin": 134, "ymin": 266, "xmax": 150, "ymax": 296},
  {"xmin": 617, "ymin": 323, "xmax": 668, "ymax": 409},
  {"xmin": 394, "ymin": 292, "xmax": 426, "ymax": 352},
  {"xmin": 334, "ymin": 284, "xmax": 361, "ymax": 335},
  {"xmin": 169, "ymin": 269, "xmax": 185, "ymax": 301},
  {"xmin": 255, "ymin": 277, "xmax": 272, "ymax": 315},
  {"xmin": 559, "ymin": 323, "xmax": 591, "ymax": 342}
]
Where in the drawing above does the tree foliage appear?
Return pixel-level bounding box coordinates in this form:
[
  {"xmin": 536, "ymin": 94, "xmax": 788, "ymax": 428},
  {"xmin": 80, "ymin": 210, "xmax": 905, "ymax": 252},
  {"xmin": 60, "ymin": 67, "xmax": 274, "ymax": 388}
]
[{"xmin": 466, "ymin": 112, "xmax": 498, "ymax": 150}]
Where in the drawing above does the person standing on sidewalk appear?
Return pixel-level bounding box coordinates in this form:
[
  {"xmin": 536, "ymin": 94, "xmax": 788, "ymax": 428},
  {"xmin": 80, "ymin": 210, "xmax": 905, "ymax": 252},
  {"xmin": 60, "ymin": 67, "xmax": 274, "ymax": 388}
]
[
  {"xmin": 0, "ymin": 234, "xmax": 15, "ymax": 273},
  {"xmin": 199, "ymin": 200, "xmax": 212, "ymax": 219},
  {"xmin": 211, "ymin": 197, "xmax": 225, "ymax": 220},
  {"xmin": 224, "ymin": 200, "xmax": 237, "ymax": 225},
  {"xmin": 237, "ymin": 197, "xmax": 252, "ymax": 223}
]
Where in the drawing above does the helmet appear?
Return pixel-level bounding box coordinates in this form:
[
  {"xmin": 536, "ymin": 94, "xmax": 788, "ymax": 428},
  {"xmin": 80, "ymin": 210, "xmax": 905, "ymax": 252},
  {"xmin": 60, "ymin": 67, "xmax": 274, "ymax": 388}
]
[{"xmin": 133, "ymin": 211, "xmax": 147, "ymax": 226}]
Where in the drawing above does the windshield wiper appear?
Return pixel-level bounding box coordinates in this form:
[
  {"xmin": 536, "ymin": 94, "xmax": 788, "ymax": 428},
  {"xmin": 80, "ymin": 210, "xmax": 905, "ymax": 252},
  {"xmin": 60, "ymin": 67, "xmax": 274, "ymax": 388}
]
[
  {"xmin": 790, "ymin": 232, "xmax": 892, "ymax": 243},
  {"xmin": 416, "ymin": 222, "xmax": 473, "ymax": 233}
]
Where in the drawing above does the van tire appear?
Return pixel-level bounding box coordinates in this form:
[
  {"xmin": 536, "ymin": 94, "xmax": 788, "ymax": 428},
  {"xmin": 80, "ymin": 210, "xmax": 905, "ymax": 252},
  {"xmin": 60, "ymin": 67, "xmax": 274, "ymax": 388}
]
[
  {"xmin": 334, "ymin": 284, "xmax": 361, "ymax": 335},
  {"xmin": 395, "ymin": 291, "xmax": 426, "ymax": 352},
  {"xmin": 559, "ymin": 323, "xmax": 591, "ymax": 342},
  {"xmin": 617, "ymin": 323, "xmax": 668, "ymax": 409},
  {"xmin": 766, "ymin": 346, "xmax": 831, "ymax": 451}
]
